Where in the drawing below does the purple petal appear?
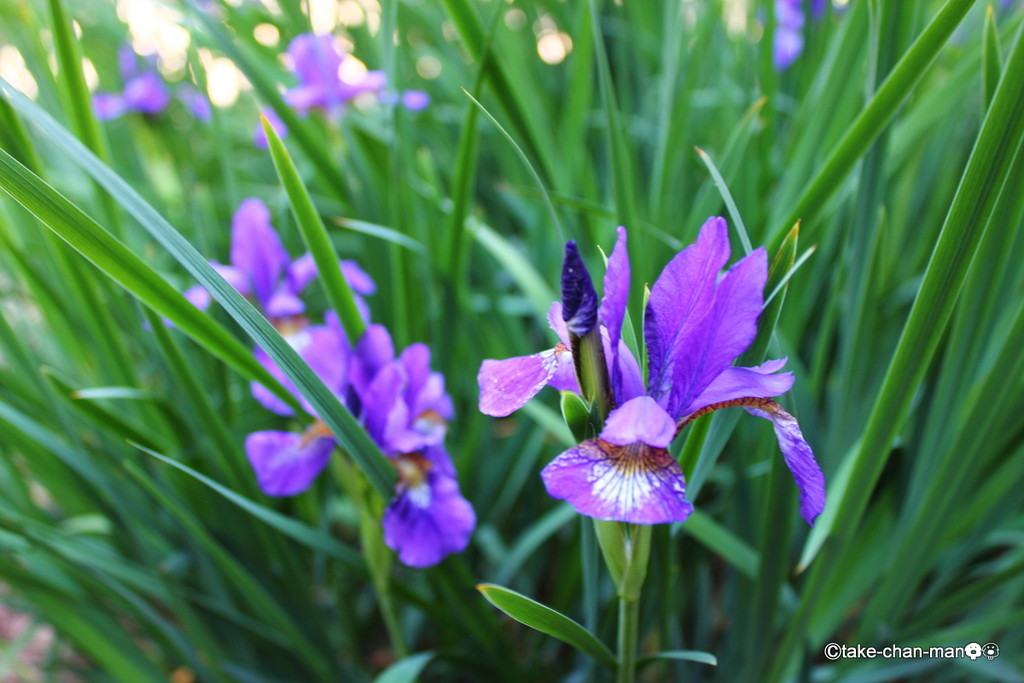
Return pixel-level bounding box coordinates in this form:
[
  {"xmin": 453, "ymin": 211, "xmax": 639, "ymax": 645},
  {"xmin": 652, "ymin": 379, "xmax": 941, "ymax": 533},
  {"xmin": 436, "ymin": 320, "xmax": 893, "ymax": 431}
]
[
  {"xmin": 210, "ymin": 262, "xmax": 251, "ymax": 297},
  {"xmin": 400, "ymin": 344, "xmax": 453, "ymax": 420},
  {"xmin": 547, "ymin": 302, "xmax": 570, "ymax": 346},
  {"xmin": 118, "ymin": 46, "xmax": 139, "ymax": 80},
  {"xmin": 183, "ymin": 285, "xmax": 212, "ymax": 310},
  {"xmin": 746, "ymin": 403, "xmax": 826, "ymax": 525},
  {"xmin": 93, "ymin": 93, "xmax": 126, "ymax": 120},
  {"xmin": 682, "ymin": 359, "xmax": 794, "ymax": 415},
  {"xmin": 541, "ymin": 439, "xmax": 693, "ymax": 524},
  {"xmin": 286, "ymin": 253, "xmax": 318, "ymax": 295},
  {"xmin": 341, "ymin": 260, "xmax": 376, "ymax": 294},
  {"xmin": 600, "ymin": 226, "xmax": 630, "ymax": 353},
  {"xmin": 288, "ymin": 34, "xmax": 344, "ymax": 89},
  {"xmin": 361, "ymin": 361, "xmax": 410, "ymax": 452},
  {"xmin": 401, "ymin": 90, "xmax": 430, "ymax": 111},
  {"xmin": 477, "ymin": 345, "xmax": 572, "ymax": 417},
  {"xmin": 614, "ymin": 339, "xmax": 645, "ymax": 404},
  {"xmin": 561, "ymin": 241, "xmax": 598, "ymax": 336},
  {"xmin": 350, "ymin": 324, "xmax": 395, "ymax": 397},
  {"xmin": 122, "ymin": 72, "xmax": 171, "ymax": 114},
  {"xmin": 774, "ymin": 27, "xmax": 805, "ymax": 71},
  {"xmin": 251, "ymin": 324, "xmax": 349, "ymax": 416},
  {"xmin": 646, "ymin": 217, "xmax": 731, "ymax": 412},
  {"xmin": 383, "ymin": 450, "xmax": 475, "ymax": 567},
  {"xmin": 600, "ymin": 396, "xmax": 676, "ymax": 449},
  {"xmin": 245, "ymin": 429, "xmax": 334, "ymax": 496},
  {"xmin": 230, "ymin": 198, "xmax": 289, "ymax": 307},
  {"xmin": 264, "ymin": 289, "xmax": 306, "ymax": 318},
  {"xmin": 178, "ymin": 84, "xmax": 211, "ymax": 121},
  {"xmin": 283, "ymin": 84, "xmax": 328, "ymax": 110}
]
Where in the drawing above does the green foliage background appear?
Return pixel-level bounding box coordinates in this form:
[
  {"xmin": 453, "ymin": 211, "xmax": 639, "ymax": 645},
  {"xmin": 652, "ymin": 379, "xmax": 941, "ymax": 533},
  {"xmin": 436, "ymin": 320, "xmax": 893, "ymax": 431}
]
[{"xmin": 0, "ymin": 0, "xmax": 1021, "ymax": 680}]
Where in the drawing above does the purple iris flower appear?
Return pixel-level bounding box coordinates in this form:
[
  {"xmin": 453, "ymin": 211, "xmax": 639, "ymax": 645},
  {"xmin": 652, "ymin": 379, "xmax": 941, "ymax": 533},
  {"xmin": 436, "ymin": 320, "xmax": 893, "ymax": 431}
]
[
  {"xmin": 478, "ymin": 219, "xmax": 826, "ymax": 526},
  {"xmin": 177, "ymin": 83, "xmax": 212, "ymax": 121},
  {"xmin": 93, "ymin": 47, "xmax": 171, "ymax": 120},
  {"xmin": 248, "ymin": 320, "xmax": 474, "ymax": 567},
  {"xmin": 183, "ymin": 198, "xmax": 375, "ymax": 324},
  {"xmin": 773, "ymin": 0, "xmax": 828, "ymax": 71},
  {"xmin": 283, "ymin": 34, "xmax": 387, "ymax": 114}
]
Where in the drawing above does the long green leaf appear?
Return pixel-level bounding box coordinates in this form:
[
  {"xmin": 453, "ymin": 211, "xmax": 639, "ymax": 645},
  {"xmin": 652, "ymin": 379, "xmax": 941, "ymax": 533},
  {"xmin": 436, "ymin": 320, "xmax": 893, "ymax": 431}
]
[
  {"xmin": 0, "ymin": 78, "xmax": 397, "ymax": 497},
  {"xmin": 477, "ymin": 583, "xmax": 616, "ymax": 669},
  {"xmin": 771, "ymin": 0, "xmax": 978, "ymax": 246}
]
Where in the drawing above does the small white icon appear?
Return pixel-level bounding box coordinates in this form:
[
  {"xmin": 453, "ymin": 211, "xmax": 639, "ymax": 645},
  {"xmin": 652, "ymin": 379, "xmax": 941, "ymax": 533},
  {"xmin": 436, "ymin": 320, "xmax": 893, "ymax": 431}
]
[
  {"xmin": 982, "ymin": 642, "xmax": 1000, "ymax": 661},
  {"xmin": 965, "ymin": 642, "xmax": 983, "ymax": 660}
]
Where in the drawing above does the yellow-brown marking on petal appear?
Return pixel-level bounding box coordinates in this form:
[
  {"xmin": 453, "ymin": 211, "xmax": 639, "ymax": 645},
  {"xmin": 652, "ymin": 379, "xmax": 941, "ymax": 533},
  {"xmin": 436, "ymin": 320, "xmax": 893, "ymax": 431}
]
[{"xmin": 676, "ymin": 397, "xmax": 781, "ymax": 434}]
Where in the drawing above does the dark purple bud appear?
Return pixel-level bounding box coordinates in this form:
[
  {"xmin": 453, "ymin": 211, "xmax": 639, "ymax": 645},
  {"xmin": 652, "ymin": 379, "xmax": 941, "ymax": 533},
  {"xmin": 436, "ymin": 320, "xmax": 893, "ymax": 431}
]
[{"xmin": 561, "ymin": 241, "xmax": 598, "ymax": 336}]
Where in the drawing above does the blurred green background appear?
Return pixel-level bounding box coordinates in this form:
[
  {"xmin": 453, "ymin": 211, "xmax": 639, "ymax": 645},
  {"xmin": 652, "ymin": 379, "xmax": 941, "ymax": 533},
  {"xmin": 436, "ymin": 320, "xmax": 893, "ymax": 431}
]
[{"xmin": 0, "ymin": 0, "xmax": 1022, "ymax": 680}]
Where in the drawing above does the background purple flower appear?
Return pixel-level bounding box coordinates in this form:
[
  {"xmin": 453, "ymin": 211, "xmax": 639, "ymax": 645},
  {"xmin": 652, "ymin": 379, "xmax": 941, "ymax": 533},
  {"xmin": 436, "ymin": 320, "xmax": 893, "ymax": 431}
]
[
  {"xmin": 93, "ymin": 47, "xmax": 171, "ymax": 120},
  {"xmin": 283, "ymin": 34, "xmax": 386, "ymax": 114}
]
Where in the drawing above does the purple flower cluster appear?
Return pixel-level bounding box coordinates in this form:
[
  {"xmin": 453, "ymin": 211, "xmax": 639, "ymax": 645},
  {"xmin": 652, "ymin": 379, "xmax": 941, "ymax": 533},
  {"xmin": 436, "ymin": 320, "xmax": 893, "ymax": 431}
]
[
  {"xmin": 254, "ymin": 34, "xmax": 429, "ymax": 148},
  {"xmin": 478, "ymin": 219, "xmax": 826, "ymax": 526},
  {"xmin": 188, "ymin": 199, "xmax": 474, "ymax": 567},
  {"xmin": 774, "ymin": 0, "xmax": 827, "ymax": 71},
  {"xmin": 93, "ymin": 46, "xmax": 210, "ymax": 121}
]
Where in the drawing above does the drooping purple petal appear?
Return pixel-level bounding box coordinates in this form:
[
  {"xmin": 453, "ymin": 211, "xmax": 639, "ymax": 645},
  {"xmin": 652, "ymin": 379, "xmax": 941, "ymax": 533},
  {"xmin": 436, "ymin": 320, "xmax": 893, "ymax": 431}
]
[
  {"xmin": 646, "ymin": 217, "xmax": 731, "ymax": 410},
  {"xmin": 561, "ymin": 241, "xmax": 599, "ymax": 336},
  {"xmin": 230, "ymin": 198, "xmax": 289, "ymax": 308},
  {"xmin": 383, "ymin": 449, "xmax": 475, "ymax": 567},
  {"xmin": 477, "ymin": 346, "xmax": 572, "ymax": 417},
  {"xmin": 746, "ymin": 402, "xmax": 826, "ymax": 525},
  {"xmin": 541, "ymin": 439, "xmax": 693, "ymax": 524},
  {"xmin": 683, "ymin": 359, "xmax": 794, "ymax": 415},
  {"xmin": 245, "ymin": 429, "xmax": 334, "ymax": 496},
  {"xmin": 600, "ymin": 396, "xmax": 676, "ymax": 449}
]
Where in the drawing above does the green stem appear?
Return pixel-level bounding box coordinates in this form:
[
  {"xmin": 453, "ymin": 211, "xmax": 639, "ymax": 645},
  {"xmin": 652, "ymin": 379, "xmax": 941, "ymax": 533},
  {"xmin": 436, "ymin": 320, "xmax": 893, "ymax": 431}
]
[
  {"xmin": 376, "ymin": 584, "xmax": 408, "ymax": 659},
  {"xmin": 616, "ymin": 597, "xmax": 640, "ymax": 683}
]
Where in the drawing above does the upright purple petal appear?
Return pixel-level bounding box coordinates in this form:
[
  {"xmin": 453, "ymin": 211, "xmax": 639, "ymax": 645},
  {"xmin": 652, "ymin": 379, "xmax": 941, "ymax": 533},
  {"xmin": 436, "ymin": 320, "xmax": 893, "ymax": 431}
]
[
  {"xmin": 122, "ymin": 72, "xmax": 171, "ymax": 114},
  {"xmin": 541, "ymin": 439, "xmax": 693, "ymax": 524},
  {"xmin": 361, "ymin": 361, "xmax": 411, "ymax": 452},
  {"xmin": 600, "ymin": 226, "xmax": 630, "ymax": 353},
  {"xmin": 600, "ymin": 396, "xmax": 676, "ymax": 449},
  {"xmin": 350, "ymin": 324, "xmax": 395, "ymax": 397},
  {"xmin": 646, "ymin": 217, "xmax": 731, "ymax": 411},
  {"xmin": 245, "ymin": 429, "xmax": 334, "ymax": 496},
  {"xmin": 547, "ymin": 302, "xmax": 571, "ymax": 346},
  {"xmin": 286, "ymin": 253, "xmax": 318, "ymax": 295},
  {"xmin": 477, "ymin": 345, "xmax": 572, "ymax": 417},
  {"xmin": 400, "ymin": 344, "xmax": 453, "ymax": 421},
  {"xmin": 561, "ymin": 241, "xmax": 599, "ymax": 336},
  {"xmin": 118, "ymin": 45, "xmax": 139, "ymax": 80},
  {"xmin": 383, "ymin": 449, "xmax": 475, "ymax": 567},
  {"xmin": 288, "ymin": 34, "xmax": 344, "ymax": 90},
  {"xmin": 668, "ymin": 247, "xmax": 766, "ymax": 414},
  {"xmin": 746, "ymin": 402, "xmax": 826, "ymax": 525},
  {"xmin": 230, "ymin": 198, "xmax": 289, "ymax": 307},
  {"xmin": 251, "ymin": 324, "xmax": 349, "ymax": 416},
  {"xmin": 179, "ymin": 83, "xmax": 212, "ymax": 121}
]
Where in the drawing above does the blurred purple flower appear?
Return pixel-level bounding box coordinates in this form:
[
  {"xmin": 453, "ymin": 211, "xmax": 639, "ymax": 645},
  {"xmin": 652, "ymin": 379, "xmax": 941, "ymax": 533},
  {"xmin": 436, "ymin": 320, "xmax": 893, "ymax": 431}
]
[
  {"xmin": 247, "ymin": 320, "xmax": 473, "ymax": 567},
  {"xmin": 283, "ymin": 34, "xmax": 386, "ymax": 114},
  {"xmin": 478, "ymin": 220, "xmax": 825, "ymax": 526},
  {"xmin": 183, "ymin": 198, "xmax": 375, "ymax": 324},
  {"xmin": 253, "ymin": 107, "xmax": 289, "ymax": 148},
  {"xmin": 93, "ymin": 47, "xmax": 171, "ymax": 120},
  {"xmin": 178, "ymin": 83, "xmax": 212, "ymax": 121},
  {"xmin": 773, "ymin": 0, "xmax": 828, "ymax": 71}
]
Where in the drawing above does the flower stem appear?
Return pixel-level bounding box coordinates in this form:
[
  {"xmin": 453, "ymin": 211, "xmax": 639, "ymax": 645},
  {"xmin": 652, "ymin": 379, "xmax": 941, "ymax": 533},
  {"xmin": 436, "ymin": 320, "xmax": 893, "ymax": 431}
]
[
  {"xmin": 377, "ymin": 584, "xmax": 408, "ymax": 659},
  {"xmin": 616, "ymin": 597, "xmax": 640, "ymax": 683}
]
